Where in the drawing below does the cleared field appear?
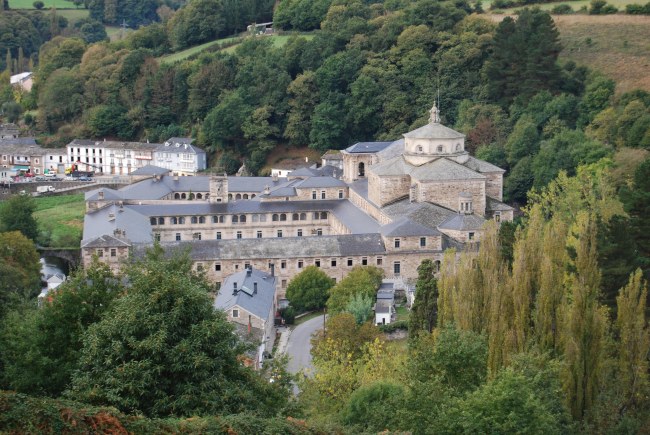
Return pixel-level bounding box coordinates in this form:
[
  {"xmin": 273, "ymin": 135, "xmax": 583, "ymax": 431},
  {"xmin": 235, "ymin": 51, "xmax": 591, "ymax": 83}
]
[
  {"xmin": 33, "ymin": 193, "xmax": 85, "ymax": 248},
  {"xmin": 484, "ymin": 0, "xmax": 644, "ymax": 10},
  {"xmin": 159, "ymin": 37, "xmax": 240, "ymax": 64},
  {"xmin": 488, "ymin": 14, "xmax": 650, "ymax": 94},
  {"xmin": 9, "ymin": 0, "xmax": 81, "ymax": 8}
]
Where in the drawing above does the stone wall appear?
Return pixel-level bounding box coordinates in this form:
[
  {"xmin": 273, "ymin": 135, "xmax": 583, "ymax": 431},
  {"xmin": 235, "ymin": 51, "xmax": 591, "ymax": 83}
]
[
  {"xmin": 485, "ymin": 172, "xmax": 503, "ymax": 201},
  {"xmin": 369, "ymin": 174, "xmax": 410, "ymax": 207},
  {"xmin": 294, "ymin": 186, "xmax": 347, "ymax": 201},
  {"xmin": 81, "ymin": 245, "xmax": 129, "ymax": 272},
  {"xmin": 417, "ymin": 179, "xmax": 486, "ymax": 215},
  {"xmin": 383, "ymin": 235, "xmax": 443, "ymax": 252}
]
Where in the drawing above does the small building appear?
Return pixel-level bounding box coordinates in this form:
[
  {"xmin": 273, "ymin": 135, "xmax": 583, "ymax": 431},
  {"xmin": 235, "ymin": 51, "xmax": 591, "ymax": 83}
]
[
  {"xmin": 154, "ymin": 137, "xmax": 207, "ymax": 176},
  {"xmin": 0, "ymin": 123, "xmax": 19, "ymax": 139},
  {"xmin": 10, "ymin": 72, "xmax": 33, "ymax": 92},
  {"xmin": 215, "ymin": 267, "xmax": 277, "ymax": 368},
  {"xmin": 321, "ymin": 150, "xmax": 343, "ymax": 171},
  {"xmin": 375, "ymin": 282, "xmax": 396, "ymax": 325},
  {"xmin": 38, "ymin": 273, "xmax": 66, "ymax": 307},
  {"xmin": 247, "ymin": 22, "xmax": 273, "ymax": 35}
]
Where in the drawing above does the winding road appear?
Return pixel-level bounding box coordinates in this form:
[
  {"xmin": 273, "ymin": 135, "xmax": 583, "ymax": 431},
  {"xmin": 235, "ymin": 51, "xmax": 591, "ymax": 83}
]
[{"xmin": 285, "ymin": 314, "xmax": 325, "ymax": 377}]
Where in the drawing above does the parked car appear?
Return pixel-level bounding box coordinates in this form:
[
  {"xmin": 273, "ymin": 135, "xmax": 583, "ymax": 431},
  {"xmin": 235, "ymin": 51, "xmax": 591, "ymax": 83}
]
[
  {"xmin": 78, "ymin": 176, "xmax": 92, "ymax": 181},
  {"xmin": 35, "ymin": 176, "xmax": 46, "ymax": 181},
  {"xmin": 51, "ymin": 177, "xmax": 63, "ymax": 182},
  {"xmin": 64, "ymin": 176, "xmax": 75, "ymax": 181}
]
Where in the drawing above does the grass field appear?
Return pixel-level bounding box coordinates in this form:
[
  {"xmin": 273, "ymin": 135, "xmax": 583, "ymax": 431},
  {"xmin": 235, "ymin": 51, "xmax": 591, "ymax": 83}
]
[
  {"xmin": 488, "ymin": 14, "xmax": 650, "ymax": 94},
  {"xmin": 33, "ymin": 193, "xmax": 85, "ymax": 248},
  {"xmin": 483, "ymin": 0, "xmax": 645, "ymax": 10},
  {"xmin": 9, "ymin": 0, "xmax": 82, "ymax": 8}
]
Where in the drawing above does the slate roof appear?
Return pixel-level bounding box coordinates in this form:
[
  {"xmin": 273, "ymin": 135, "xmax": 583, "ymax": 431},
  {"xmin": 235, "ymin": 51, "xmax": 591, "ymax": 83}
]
[
  {"xmin": 460, "ymin": 156, "xmax": 505, "ymax": 173},
  {"xmin": 158, "ymin": 138, "xmax": 206, "ymax": 155},
  {"xmin": 369, "ymin": 156, "xmax": 411, "ymax": 176},
  {"xmin": 382, "ymin": 199, "xmax": 457, "ymax": 230},
  {"xmin": 486, "ymin": 196, "xmax": 514, "ymax": 212},
  {"xmin": 294, "ymin": 176, "xmax": 347, "ymax": 188},
  {"xmin": 215, "ymin": 268, "xmax": 276, "ymax": 321},
  {"xmin": 377, "ymin": 139, "xmax": 405, "ymax": 160},
  {"xmin": 228, "ymin": 176, "xmax": 287, "ymax": 192},
  {"xmin": 130, "ymin": 165, "xmax": 171, "ymax": 176},
  {"xmin": 82, "ymin": 204, "xmax": 153, "ymax": 246},
  {"xmin": 81, "ymin": 234, "xmax": 132, "ymax": 248},
  {"xmin": 345, "ymin": 141, "xmax": 394, "ymax": 153},
  {"xmin": 287, "ymin": 166, "xmax": 320, "ymax": 177},
  {"xmin": 322, "ymin": 151, "xmax": 342, "ymax": 160},
  {"xmin": 410, "ymin": 158, "xmax": 486, "ymax": 181},
  {"xmin": 0, "ymin": 138, "xmax": 39, "ymax": 152},
  {"xmin": 438, "ymin": 213, "xmax": 486, "ymax": 231},
  {"xmin": 163, "ymin": 234, "xmax": 386, "ymax": 260},
  {"xmin": 380, "ymin": 216, "xmax": 441, "ymax": 237},
  {"xmin": 403, "ymin": 122, "xmax": 465, "ymax": 139},
  {"xmin": 375, "ymin": 300, "xmax": 392, "ymax": 314},
  {"xmin": 85, "ymin": 187, "xmax": 124, "ymax": 201}
]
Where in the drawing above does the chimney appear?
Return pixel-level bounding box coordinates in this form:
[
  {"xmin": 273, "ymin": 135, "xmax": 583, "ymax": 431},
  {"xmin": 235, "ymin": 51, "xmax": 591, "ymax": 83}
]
[
  {"xmin": 272, "ymin": 173, "xmax": 278, "ymax": 182},
  {"xmin": 253, "ymin": 282, "xmax": 258, "ymax": 294},
  {"xmin": 270, "ymin": 263, "xmax": 275, "ymax": 277},
  {"xmin": 246, "ymin": 266, "xmax": 252, "ymax": 277},
  {"xmin": 264, "ymin": 185, "xmax": 270, "ymax": 195},
  {"xmin": 173, "ymin": 175, "xmax": 179, "ymax": 182},
  {"xmin": 232, "ymin": 282, "xmax": 238, "ymax": 295},
  {"xmin": 98, "ymin": 190, "xmax": 104, "ymax": 200}
]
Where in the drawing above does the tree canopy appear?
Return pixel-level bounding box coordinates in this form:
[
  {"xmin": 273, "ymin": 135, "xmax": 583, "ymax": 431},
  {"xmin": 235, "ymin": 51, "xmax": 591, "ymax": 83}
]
[{"xmin": 285, "ymin": 265, "xmax": 333, "ymax": 312}]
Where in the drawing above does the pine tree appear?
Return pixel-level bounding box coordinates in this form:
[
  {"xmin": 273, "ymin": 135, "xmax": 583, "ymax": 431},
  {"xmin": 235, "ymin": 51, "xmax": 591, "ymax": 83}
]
[
  {"xmin": 561, "ymin": 212, "xmax": 609, "ymax": 420},
  {"xmin": 616, "ymin": 269, "xmax": 650, "ymax": 411},
  {"xmin": 409, "ymin": 259, "xmax": 439, "ymax": 336}
]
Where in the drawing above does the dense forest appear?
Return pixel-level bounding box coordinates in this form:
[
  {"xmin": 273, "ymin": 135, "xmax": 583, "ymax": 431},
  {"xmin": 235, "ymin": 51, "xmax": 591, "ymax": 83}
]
[{"xmin": 1, "ymin": 0, "xmax": 649, "ymax": 432}]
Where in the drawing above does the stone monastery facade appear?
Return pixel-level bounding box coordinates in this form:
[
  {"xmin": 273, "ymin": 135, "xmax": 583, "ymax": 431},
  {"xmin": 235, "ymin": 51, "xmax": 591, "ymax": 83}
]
[{"xmin": 81, "ymin": 105, "xmax": 513, "ymax": 304}]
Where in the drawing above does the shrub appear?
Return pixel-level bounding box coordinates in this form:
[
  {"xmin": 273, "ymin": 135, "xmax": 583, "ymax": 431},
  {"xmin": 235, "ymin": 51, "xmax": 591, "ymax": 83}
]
[
  {"xmin": 626, "ymin": 2, "xmax": 650, "ymax": 14},
  {"xmin": 379, "ymin": 320, "xmax": 409, "ymax": 333},
  {"xmin": 551, "ymin": 4, "xmax": 574, "ymax": 14},
  {"xmin": 281, "ymin": 307, "xmax": 296, "ymax": 325},
  {"xmin": 33, "ymin": 1, "xmax": 44, "ymax": 9},
  {"xmin": 589, "ymin": 0, "xmax": 618, "ymax": 14}
]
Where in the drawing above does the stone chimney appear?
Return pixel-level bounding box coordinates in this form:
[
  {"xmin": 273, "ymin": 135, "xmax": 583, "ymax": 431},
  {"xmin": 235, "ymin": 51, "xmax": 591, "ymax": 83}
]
[
  {"xmin": 264, "ymin": 185, "xmax": 270, "ymax": 195},
  {"xmin": 232, "ymin": 282, "xmax": 238, "ymax": 295},
  {"xmin": 98, "ymin": 190, "xmax": 104, "ymax": 200},
  {"xmin": 272, "ymin": 173, "xmax": 278, "ymax": 182}
]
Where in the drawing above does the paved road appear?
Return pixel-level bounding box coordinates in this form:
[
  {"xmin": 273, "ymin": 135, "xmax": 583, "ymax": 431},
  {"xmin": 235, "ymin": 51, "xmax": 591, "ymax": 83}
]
[{"xmin": 286, "ymin": 314, "xmax": 325, "ymax": 376}]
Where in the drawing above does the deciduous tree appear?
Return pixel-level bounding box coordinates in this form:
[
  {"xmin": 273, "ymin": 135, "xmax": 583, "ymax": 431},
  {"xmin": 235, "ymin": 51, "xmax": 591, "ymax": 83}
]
[{"xmin": 285, "ymin": 265, "xmax": 333, "ymax": 312}]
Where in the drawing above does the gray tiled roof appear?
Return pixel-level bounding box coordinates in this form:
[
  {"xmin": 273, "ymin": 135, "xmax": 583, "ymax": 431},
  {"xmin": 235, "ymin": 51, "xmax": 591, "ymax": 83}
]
[
  {"xmin": 382, "ymin": 199, "xmax": 457, "ymax": 230},
  {"xmin": 104, "ymin": 141, "xmax": 159, "ymax": 151},
  {"xmin": 322, "ymin": 151, "xmax": 342, "ymax": 160},
  {"xmin": 228, "ymin": 176, "xmax": 287, "ymax": 192},
  {"xmin": 380, "ymin": 216, "xmax": 441, "ymax": 237},
  {"xmin": 81, "ymin": 234, "xmax": 131, "ymax": 248},
  {"xmin": 486, "ymin": 196, "xmax": 514, "ymax": 212},
  {"xmin": 345, "ymin": 142, "xmax": 394, "ymax": 153},
  {"xmin": 438, "ymin": 213, "xmax": 486, "ymax": 231},
  {"xmin": 130, "ymin": 165, "xmax": 171, "ymax": 176},
  {"xmin": 82, "ymin": 204, "xmax": 153, "ymax": 245},
  {"xmin": 158, "ymin": 137, "xmax": 205, "ymax": 155},
  {"xmin": 377, "ymin": 139, "xmax": 405, "ymax": 160},
  {"xmin": 350, "ymin": 179, "xmax": 369, "ymax": 199},
  {"xmin": 162, "ymin": 233, "xmax": 386, "ymax": 260},
  {"xmin": 369, "ymin": 156, "xmax": 411, "ymax": 176},
  {"xmin": 294, "ymin": 176, "xmax": 347, "ymax": 188},
  {"xmin": 410, "ymin": 158, "xmax": 486, "ymax": 181},
  {"xmin": 215, "ymin": 268, "xmax": 276, "ymax": 321},
  {"xmin": 375, "ymin": 300, "xmax": 392, "ymax": 313},
  {"xmin": 85, "ymin": 187, "xmax": 124, "ymax": 201},
  {"xmin": 287, "ymin": 167, "xmax": 320, "ymax": 177},
  {"xmin": 0, "ymin": 138, "xmax": 39, "ymax": 152},
  {"xmin": 460, "ymin": 156, "xmax": 505, "ymax": 173},
  {"xmin": 403, "ymin": 122, "xmax": 465, "ymax": 139}
]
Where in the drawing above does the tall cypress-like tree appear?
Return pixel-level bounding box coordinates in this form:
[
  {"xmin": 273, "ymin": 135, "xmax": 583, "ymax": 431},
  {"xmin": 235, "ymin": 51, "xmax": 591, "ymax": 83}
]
[
  {"xmin": 484, "ymin": 8, "xmax": 562, "ymax": 107},
  {"xmin": 615, "ymin": 269, "xmax": 649, "ymax": 411},
  {"xmin": 561, "ymin": 212, "xmax": 609, "ymax": 420},
  {"xmin": 409, "ymin": 259, "xmax": 439, "ymax": 336}
]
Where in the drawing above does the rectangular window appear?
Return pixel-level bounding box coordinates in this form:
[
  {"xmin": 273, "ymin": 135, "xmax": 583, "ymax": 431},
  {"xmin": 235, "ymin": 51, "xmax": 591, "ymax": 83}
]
[
  {"xmin": 315, "ymin": 259, "xmax": 321, "ymax": 267},
  {"xmin": 362, "ymin": 257, "xmax": 368, "ymax": 266},
  {"xmin": 196, "ymin": 263, "xmax": 203, "ymax": 271},
  {"xmin": 468, "ymin": 232, "xmax": 475, "ymax": 241},
  {"xmin": 338, "ymin": 189, "xmax": 343, "ymax": 199},
  {"xmin": 495, "ymin": 213, "xmax": 501, "ymax": 223},
  {"xmin": 175, "ymin": 233, "xmax": 181, "ymax": 241},
  {"xmin": 244, "ymin": 262, "xmax": 250, "ymax": 269},
  {"xmin": 321, "ymin": 190, "xmax": 326, "ymax": 199},
  {"xmin": 317, "ymin": 228, "xmax": 322, "ymax": 236},
  {"xmin": 232, "ymin": 309, "xmax": 239, "ymax": 318},
  {"xmin": 298, "ymin": 260, "xmax": 303, "ymax": 269},
  {"xmin": 277, "ymin": 230, "xmax": 283, "ymax": 238},
  {"xmin": 312, "ymin": 190, "xmax": 317, "ymax": 199},
  {"xmin": 282, "ymin": 279, "xmax": 287, "ymax": 288},
  {"xmin": 110, "ymin": 248, "xmax": 116, "ymax": 257},
  {"xmin": 394, "ymin": 262, "xmax": 401, "ymax": 275},
  {"xmin": 96, "ymin": 249, "xmax": 103, "ymax": 258},
  {"xmin": 281, "ymin": 260, "xmax": 286, "ymax": 269},
  {"xmin": 420, "ymin": 237, "xmax": 426, "ymax": 247},
  {"xmin": 154, "ymin": 233, "xmax": 161, "ymax": 242},
  {"xmin": 376, "ymin": 257, "xmax": 383, "ymax": 266},
  {"xmin": 347, "ymin": 258, "xmax": 353, "ymax": 267},
  {"xmin": 215, "ymin": 263, "xmax": 221, "ymax": 271},
  {"xmin": 331, "ymin": 259, "xmax": 337, "ymax": 267},
  {"xmin": 394, "ymin": 238, "xmax": 400, "ymax": 248},
  {"xmin": 297, "ymin": 229, "xmax": 303, "ymax": 237},
  {"xmin": 216, "ymin": 232, "xmax": 222, "ymax": 240},
  {"xmin": 237, "ymin": 231, "xmax": 242, "ymax": 239},
  {"xmin": 257, "ymin": 230, "xmax": 262, "ymax": 238},
  {"xmin": 193, "ymin": 232, "xmax": 202, "ymax": 240}
]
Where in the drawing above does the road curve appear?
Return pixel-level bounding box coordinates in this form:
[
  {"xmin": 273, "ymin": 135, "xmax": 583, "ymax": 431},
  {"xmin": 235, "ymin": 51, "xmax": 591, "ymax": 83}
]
[{"xmin": 285, "ymin": 314, "xmax": 325, "ymax": 376}]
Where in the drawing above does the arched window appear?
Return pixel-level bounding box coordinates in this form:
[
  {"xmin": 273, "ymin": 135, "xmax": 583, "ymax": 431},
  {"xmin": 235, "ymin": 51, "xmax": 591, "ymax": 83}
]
[
  {"xmin": 196, "ymin": 193, "xmax": 203, "ymax": 199},
  {"xmin": 252, "ymin": 214, "xmax": 259, "ymax": 222},
  {"xmin": 191, "ymin": 216, "xmax": 198, "ymax": 224},
  {"xmin": 455, "ymin": 143, "xmax": 461, "ymax": 151},
  {"xmin": 437, "ymin": 145, "xmax": 443, "ymax": 153},
  {"xmin": 358, "ymin": 162, "xmax": 365, "ymax": 177},
  {"xmin": 228, "ymin": 194, "xmax": 233, "ymax": 200},
  {"xmin": 434, "ymin": 260, "xmax": 441, "ymax": 272},
  {"xmin": 259, "ymin": 214, "xmax": 267, "ymax": 222},
  {"xmin": 300, "ymin": 213, "xmax": 306, "ymax": 221},
  {"xmin": 171, "ymin": 217, "xmax": 178, "ymax": 225},
  {"xmin": 150, "ymin": 217, "xmax": 157, "ymax": 225},
  {"xmin": 240, "ymin": 215, "xmax": 246, "ymax": 223},
  {"xmin": 251, "ymin": 194, "xmax": 256, "ymax": 198},
  {"xmin": 232, "ymin": 215, "xmax": 239, "ymax": 223},
  {"xmin": 174, "ymin": 193, "xmax": 180, "ymax": 199},
  {"xmin": 243, "ymin": 194, "xmax": 249, "ymax": 199},
  {"xmin": 320, "ymin": 212, "xmax": 327, "ymax": 219},
  {"xmin": 235, "ymin": 194, "xmax": 242, "ymax": 200},
  {"xmin": 178, "ymin": 217, "xmax": 185, "ymax": 224},
  {"xmin": 280, "ymin": 213, "xmax": 287, "ymax": 221},
  {"xmin": 181, "ymin": 193, "xmax": 187, "ymax": 199},
  {"xmin": 272, "ymin": 214, "xmax": 279, "ymax": 222},
  {"xmin": 292, "ymin": 213, "xmax": 299, "ymax": 221},
  {"xmin": 199, "ymin": 216, "xmax": 206, "ymax": 224},
  {"xmin": 158, "ymin": 217, "xmax": 165, "ymax": 225},
  {"xmin": 189, "ymin": 193, "xmax": 195, "ymax": 200},
  {"xmin": 313, "ymin": 212, "xmax": 320, "ymax": 220}
]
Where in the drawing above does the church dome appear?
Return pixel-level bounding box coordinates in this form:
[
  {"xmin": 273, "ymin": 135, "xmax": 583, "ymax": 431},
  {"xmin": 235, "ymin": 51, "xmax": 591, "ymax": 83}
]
[{"xmin": 403, "ymin": 104, "xmax": 466, "ymax": 164}]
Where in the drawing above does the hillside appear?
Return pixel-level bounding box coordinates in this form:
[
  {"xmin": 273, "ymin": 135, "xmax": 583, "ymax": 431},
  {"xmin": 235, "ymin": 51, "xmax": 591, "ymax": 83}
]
[{"xmin": 489, "ymin": 14, "xmax": 650, "ymax": 94}]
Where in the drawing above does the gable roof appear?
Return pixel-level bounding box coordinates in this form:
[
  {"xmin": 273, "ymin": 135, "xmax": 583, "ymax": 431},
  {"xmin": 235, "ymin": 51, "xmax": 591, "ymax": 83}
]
[
  {"xmin": 380, "ymin": 216, "xmax": 441, "ymax": 237},
  {"xmin": 460, "ymin": 156, "xmax": 505, "ymax": 173},
  {"xmin": 215, "ymin": 268, "xmax": 276, "ymax": 321},
  {"xmin": 437, "ymin": 213, "xmax": 486, "ymax": 231},
  {"xmin": 130, "ymin": 165, "xmax": 171, "ymax": 176},
  {"xmin": 410, "ymin": 158, "xmax": 486, "ymax": 181},
  {"xmin": 345, "ymin": 141, "xmax": 394, "ymax": 154}
]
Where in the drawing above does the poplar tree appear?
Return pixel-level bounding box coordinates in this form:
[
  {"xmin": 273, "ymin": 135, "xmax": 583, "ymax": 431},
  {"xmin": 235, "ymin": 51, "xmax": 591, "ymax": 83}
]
[
  {"xmin": 5, "ymin": 50, "xmax": 11, "ymax": 75},
  {"xmin": 409, "ymin": 259, "xmax": 439, "ymax": 336},
  {"xmin": 437, "ymin": 249, "xmax": 458, "ymax": 328},
  {"xmin": 615, "ymin": 269, "xmax": 650, "ymax": 410},
  {"xmin": 561, "ymin": 212, "xmax": 609, "ymax": 420}
]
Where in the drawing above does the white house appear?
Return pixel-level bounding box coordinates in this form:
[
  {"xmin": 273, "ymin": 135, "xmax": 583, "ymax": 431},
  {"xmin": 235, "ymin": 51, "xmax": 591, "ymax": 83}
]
[
  {"xmin": 375, "ymin": 282, "xmax": 396, "ymax": 325},
  {"xmin": 153, "ymin": 137, "xmax": 207, "ymax": 176}
]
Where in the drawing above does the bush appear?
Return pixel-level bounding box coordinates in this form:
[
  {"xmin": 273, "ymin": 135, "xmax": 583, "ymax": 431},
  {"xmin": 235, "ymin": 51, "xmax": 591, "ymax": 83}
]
[
  {"xmin": 551, "ymin": 4, "xmax": 574, "ymax": 14},
  {"xmin": 341, "ymin": 381, "xmax": 407, "ymax": 431},
  {"xmin": 33, "ymin": 1, "xmax": 44, "ymax": 9},
  {"xmin": 281, "ymin": 307, "xmax": 296, "ymax": 325},
  {"xmin": 626, "ymin": 2, "xmax": 650, "ymax": 14},
  {"xmin": 589, "ymin": 0, "xmax": 618, "ymax": 14},
  {"xmin": 379, "ymin": 320, "xmax": 409, "ymax": 333}
]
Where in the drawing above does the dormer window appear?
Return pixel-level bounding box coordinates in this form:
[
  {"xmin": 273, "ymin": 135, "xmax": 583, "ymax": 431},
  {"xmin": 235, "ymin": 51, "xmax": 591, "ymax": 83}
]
[{"xmin": 437, "ymin": 145, "xmax": 443, "ymax": 153}]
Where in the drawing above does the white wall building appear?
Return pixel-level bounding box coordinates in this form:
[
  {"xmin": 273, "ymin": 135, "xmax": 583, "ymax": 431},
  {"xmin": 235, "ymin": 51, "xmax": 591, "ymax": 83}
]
[{"xmin": 154, "ymin": 137, "xmax": 207, "ymax": 176}]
